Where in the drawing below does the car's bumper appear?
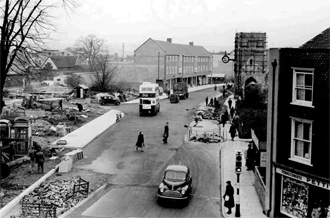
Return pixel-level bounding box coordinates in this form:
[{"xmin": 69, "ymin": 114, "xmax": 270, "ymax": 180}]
[{"xmin": 157, "ymin": 194, "xmax": 188, "ymax": 200}]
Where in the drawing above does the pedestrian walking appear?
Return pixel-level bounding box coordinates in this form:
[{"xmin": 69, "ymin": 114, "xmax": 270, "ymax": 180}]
[
  {"xmin": 163, "ymin": 122, "xmax": 169, "ymax": 143},
  {"xmin": 220, "ymin": 113, "xmax": 227, "ymax": 127},
  {"xmin": 28, "ymin": 146, "xmax": 36, "ymax": 173},
  {"xmin": 246, "ymin": 141, "xmax": 256, "ymax": 171},
  {"xmin": 214, "ymin": 85, "xmax": 217, "ymax": 91},
  {"xmin": 209, "ymin": 98, "xmax": 214, "ymax": 107},
  {"xmin": 229, "ymin": 124, "xmax": 236, "ymax": 141},
  {"xmin": 230, "ymin": 106, "xmax": 235, "ymax": 120},
  {"xmin": 223, "ymin": 181, "xmax": 235, "ymax": 214},
  {"xmin": 228, "ymin": 98, "xmax": 232, "ymax": 109},
  {"xmin": 35, "ymin": 148, "xmax": 45, "ymax": 174},
  {"xmin": 135, "ymin": 131, "xmax": 145, "ymax": 152},
  {"xmin": 58, "ymin": 99, "xmax": 63, "ymax": 109},
  {"xmin": 205, "ymin": 96, "xmax": 209, "ymax": 106}
]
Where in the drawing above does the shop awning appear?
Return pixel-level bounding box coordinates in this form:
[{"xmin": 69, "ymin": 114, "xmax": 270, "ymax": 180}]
[{"xmin": 207, "ymin": 74, "xmax": 225, "ymax": 78}]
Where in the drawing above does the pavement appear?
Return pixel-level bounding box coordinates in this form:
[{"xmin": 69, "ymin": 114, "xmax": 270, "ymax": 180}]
[{"xmin": 220, "ymin": 96, "xmax": 267, "ymax": 218}]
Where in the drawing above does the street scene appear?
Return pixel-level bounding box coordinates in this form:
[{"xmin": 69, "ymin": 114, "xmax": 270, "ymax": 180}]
[{"xmin": 0, "ymin": 1, "xmax": 329, "ymax": 218}]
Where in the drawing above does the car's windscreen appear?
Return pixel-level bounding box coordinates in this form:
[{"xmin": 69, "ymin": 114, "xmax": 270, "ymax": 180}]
[{"xmin": 165, "ymin": 170, "xmax": 186, "ymax": 181}]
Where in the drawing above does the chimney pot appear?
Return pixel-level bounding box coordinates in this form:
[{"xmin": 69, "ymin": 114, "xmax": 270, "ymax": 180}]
[
  {"xmin": 167, "ymin": 38, "xmax": 172, "ymax": 43},
  {"xmin": 189, "ymin": 42, "xmax": 194, "ymax": 46}
]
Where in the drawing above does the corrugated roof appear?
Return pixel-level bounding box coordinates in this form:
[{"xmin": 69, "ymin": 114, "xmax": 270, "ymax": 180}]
[
  {"xmin": 300, "ymin": 27, "xmax": 330, "ymax": 49},
  {"xmin": 50, "ymin": 56, "xmax": 78, "ymax": 68},
  {"xmin": 152, "ymin": 39, "xmax": 211, "ymax": 56}
]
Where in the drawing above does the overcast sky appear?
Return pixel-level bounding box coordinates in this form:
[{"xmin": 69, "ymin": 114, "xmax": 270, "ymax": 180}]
[{"xmin": 50, "ymin": 0, "xmax": 330, "ymax": 55}]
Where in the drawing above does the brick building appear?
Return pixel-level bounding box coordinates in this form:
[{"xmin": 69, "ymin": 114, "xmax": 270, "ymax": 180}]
[
  {"xmin": 134, "ymin": 38, "xmax": 212, "ymax": 91},
  {"xmin": 265, "ymin": 28, "xmax": 330, "ymax": 218},
  {"xmin": 234, "ymin": 32, "xmax": 268, "ymax": 98}
]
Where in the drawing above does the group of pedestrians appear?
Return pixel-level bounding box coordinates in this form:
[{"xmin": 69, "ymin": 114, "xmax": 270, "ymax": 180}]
[
  {"xmin": 205, "ymin": 96, "xmax": 217, "ymax": 107},
  {"xmin": 28, "ymin": 141, "xmax": 45, "ymax": 174},
  {"xmin": 135, "ymin": 122, "xmax": 170, "ymax": 152}
]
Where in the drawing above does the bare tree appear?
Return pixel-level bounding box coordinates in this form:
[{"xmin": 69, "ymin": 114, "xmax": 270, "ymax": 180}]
[
  {"xmin": 66, "ymin": 74, "xmax": 84, "ymax": 89},
  {"xmin": 74, "ymin": 35, "xmax": 107, "ymax": 71},
  {"xmin": 0, "ymin": 0, "xmax": 76, "ymax": 113},
  {"xmin": 90, "ymin": 53, "xmax": 118, "ymax": 92}
]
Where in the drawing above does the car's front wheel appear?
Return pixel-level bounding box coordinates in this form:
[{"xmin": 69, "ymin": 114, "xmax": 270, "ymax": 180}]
[{"xmin": 115, "ymin": 101, "xmax": 120, "ymax": 105}]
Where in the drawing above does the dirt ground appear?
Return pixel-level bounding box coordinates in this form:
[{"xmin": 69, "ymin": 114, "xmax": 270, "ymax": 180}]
[{"xmin": 0, "ymin": 96, "xmax": 113, "ymax": 211}]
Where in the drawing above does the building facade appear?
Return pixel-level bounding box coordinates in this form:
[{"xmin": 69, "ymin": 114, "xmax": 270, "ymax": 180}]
[
  {"xmin": 266, "ymin": 44, "xmax": 329, "ymax": 217},
  {"xmin": 234, "ymin": 32, "xmax": 268, "ymax": 98},
  {"xmin": 134, "ymin": 38, "xmax": 212, "ymax": 91}
]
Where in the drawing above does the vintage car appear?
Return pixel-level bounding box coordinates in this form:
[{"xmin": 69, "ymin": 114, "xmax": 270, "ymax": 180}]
[
  {"xmin": 169, "ymin": 94, "xmax": 180, "ymax": 103},
  {"xmin": 99, "ymin": 95, "xmax": 120, "ymax": 105},
  {"xmin": 157, "ymin": 165, "xmax": 192, "ymax": 204}
]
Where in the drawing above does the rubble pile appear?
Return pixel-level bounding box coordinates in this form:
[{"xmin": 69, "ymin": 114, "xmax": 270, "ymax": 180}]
[{"xmin": 20, "ymin": 176, "xmax": 89, "ymax": 209}]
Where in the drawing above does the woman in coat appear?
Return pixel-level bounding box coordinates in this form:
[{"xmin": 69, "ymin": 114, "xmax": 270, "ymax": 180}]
[
  {"xmin": 223, "ymin": 181, "xmax": 235, "ymax": 214},
  {"xmin": 136, "ymin": 131, "xmax": 145, "ymax": 152}
]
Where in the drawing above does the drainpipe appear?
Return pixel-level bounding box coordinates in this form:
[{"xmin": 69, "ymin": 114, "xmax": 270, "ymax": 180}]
[{"xmin": 267, "ymin": 59, "xmax": 277, "ymax": 217}]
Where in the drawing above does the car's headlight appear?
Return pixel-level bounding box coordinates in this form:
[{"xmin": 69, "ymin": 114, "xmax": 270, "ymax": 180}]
[
  {"xmin": 159, "ymin": 183, "xmax": 166, "ymax": 193},
  {"xmin": 181, "ymin": 185, "xmax": 189, "ymax": 194}
]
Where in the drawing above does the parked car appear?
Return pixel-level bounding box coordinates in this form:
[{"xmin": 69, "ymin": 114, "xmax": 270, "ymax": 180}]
[
  {"xmin": 169, "ymin": 94, "xmax": 180, "ymax": 103},
  {"xmin": 99, "ymin": 95, "xmax": 120, "ymax": 105},
  {"xmin": 157, "ymin": 165, "xmax": 192, "ymax": 204}
]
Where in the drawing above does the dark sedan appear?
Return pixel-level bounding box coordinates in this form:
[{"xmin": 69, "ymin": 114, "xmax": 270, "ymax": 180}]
[{"xmin": 157, "ymin": 165, "xmax": 192, "ymax": 204}]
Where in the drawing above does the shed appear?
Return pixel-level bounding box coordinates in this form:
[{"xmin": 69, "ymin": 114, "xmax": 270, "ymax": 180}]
[{"xmin": 74, "ymin": 84, "xmax": 89, "ymax": 98}]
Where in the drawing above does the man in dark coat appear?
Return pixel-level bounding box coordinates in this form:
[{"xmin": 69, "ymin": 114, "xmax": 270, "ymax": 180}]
[
  {"xmin": 229, "ymin": 124, "xmax": 236, "ymax": 141},
  {"xmin": 205, "ymin": 96, "xmax": 209, "ymax": 106},
  {"xmin": 209, "ymin": 98, "xmax": 214, "ymax": 107},
  {"xmin": 228, "ymin": 98, "xmax": 232, "ymax": 109},
  {"xmin": 220, "ymin": 113, "xmax": 227, "ymax": 127},
  {"xmin": 136, "ymin": 131, "xmax": 145, "ymax": 152},
  {"xmin": 223, "ymin": 181, "xmax": 235, "ymax": 214},
  {"xmin": 246, "ymin": 141, "xmax": 256, "ymax": 171},
  {"xmin": 230, "ymin": 106, "xmax": 235, "ymax": 120},
  {"xmin": 35, "ymin": 148, "xmax": 45, "ymax": 174},
  {"xmin": 163, "ymin": 122, "xmax": 169, "ymax": 143}
]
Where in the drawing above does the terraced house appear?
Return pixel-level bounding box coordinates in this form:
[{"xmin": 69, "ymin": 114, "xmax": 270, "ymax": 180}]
[
  {"xmin": 134, "ymin": 38, "xmax": 212, "ymax": 91},
  {"xmin": 265, "ymin": 27, "xmax": 330, "ymax": 218}
]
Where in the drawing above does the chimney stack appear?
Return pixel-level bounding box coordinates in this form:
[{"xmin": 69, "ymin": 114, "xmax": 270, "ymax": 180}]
[
  {"xmin": 167, "ymin": 38, "xmax": 172, "ymax": 43},
  {"xmin": 189, "ymin": 42, "xmax": 194, "ymax": 46}
]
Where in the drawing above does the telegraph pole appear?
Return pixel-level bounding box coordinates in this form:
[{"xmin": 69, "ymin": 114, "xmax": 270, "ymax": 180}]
[
  {"xmin": 158, "ymin": 52, "xmax": 160, "ymax": 80},
  {"xmin": 182, "ymin": 55, "xmax": 184, "ymax": 82}
]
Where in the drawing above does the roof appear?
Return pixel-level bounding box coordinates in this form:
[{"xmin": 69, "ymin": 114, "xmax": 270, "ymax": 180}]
[
  {"xmin": 153, "ymin": 39, "xmax": 211, "ymax": 56},
  {"xmin": 300, "ymin": 27, "xmax": 330, "ymax": 49},
  {"xmin": 75, "ymin": 84, "xmax": 89, "ymax": 89},
  {"xmin": 165, "ymin": 165, "xmax": 188, "ymax": 173},
  {"xmin": 136, "ymin": 38, "xmax": 211, "ymax": 56},
  {"xmin": 49, "ymin": 56, "xmax": 78, "ymax": 68}
]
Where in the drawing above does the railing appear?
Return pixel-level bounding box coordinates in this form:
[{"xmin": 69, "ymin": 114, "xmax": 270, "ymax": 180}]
[
  {"xmin": 254, "ymin": 166, "xmax": 266, "ymax": 211},
  {"xmin": 21, "ymin": 196, "xmax": 57, "ymax": 218}
]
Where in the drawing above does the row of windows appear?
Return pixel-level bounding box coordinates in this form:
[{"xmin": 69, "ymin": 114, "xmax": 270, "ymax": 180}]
[
  {"xmin": 290, "ymin": 68, "xmax": 314, "ymax": 166},
  {"xmin": 166, "ymin": 65, "xmax": 209, "ymax": 74},
  {"xmin": 166, "ymin": 55, "xmax": 210, "ymax": 63}
]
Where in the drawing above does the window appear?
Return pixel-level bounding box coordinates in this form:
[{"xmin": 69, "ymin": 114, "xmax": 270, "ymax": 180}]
[
  {"xmin": 167, "ymin": 67, "xmax": 169, "ymax": 74},
  {"xmin": 290, "ymin": 118, "xmax": 313, "ymax": 165},
  {"xmin": 175, "ymin": 66, "xmax": 177, "ymax": 73},
  {"xmin": 292, "ymin": 68, "xmax": 314, "ymax": 107}
]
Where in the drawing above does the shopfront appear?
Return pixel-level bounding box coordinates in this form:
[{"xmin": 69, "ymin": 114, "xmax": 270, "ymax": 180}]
[{"xmin": 275, "ymin": 167, "xmax": 330, "ymax": 218}]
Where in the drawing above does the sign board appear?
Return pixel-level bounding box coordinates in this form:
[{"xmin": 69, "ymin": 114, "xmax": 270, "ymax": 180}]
[
  {"xmin": 276, "ymin": 168, "xmax": 330, "ymax": 190},
  {"xmin": 251, "ymin": 129, "xmax": 259, "ymax": 150},
  {"xmin": 260, "ymin": 152, "xmax": 267, "ymax": 167}
]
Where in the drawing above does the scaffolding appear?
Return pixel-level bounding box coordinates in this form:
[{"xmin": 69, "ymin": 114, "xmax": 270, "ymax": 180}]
[{"xmin": 234, "ymin": 32, "xmax": 268, "ymax": 97}]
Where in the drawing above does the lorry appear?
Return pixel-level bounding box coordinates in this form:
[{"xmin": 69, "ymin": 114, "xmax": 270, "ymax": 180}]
[{"xmin": 173, "ymin": 82, "xmax": 189, "ymax": 99}]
